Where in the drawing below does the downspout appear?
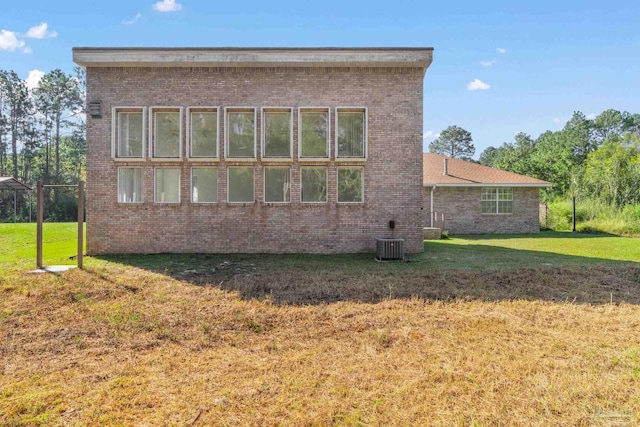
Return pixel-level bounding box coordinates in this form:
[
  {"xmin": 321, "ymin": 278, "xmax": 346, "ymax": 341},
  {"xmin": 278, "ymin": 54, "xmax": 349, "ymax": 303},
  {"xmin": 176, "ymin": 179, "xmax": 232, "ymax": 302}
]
[{"xmin": 430, "ymin": 185, "xmax": 436, "ymax": 227}]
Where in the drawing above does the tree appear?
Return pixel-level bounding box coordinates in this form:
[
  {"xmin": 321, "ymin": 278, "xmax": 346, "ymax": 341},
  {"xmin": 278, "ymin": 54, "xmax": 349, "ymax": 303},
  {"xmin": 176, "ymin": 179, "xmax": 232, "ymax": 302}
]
[
  {"xmin": 0, "ymin": 71, "xmax": 32, "ymax": 179},
  {"xmin": 428, "ymin": 125, "xmax": 475, "ymax": 158},
  {"xmin": 34, "ymin": 69, "xmax": 82, "ymax": 182},
  {"xmin": 479, "ymin": 146, "xmax": 498, "ymax": 166}
]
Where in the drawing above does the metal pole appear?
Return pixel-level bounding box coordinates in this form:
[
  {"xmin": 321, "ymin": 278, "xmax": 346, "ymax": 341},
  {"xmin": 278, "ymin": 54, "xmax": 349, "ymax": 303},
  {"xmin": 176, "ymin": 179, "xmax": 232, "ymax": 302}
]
[
  {"xmin": 37, "ymin": 180, "xmax": 43, "ymax": 269},
  {"xmin": 77, "ymin": 181, "xmax": 84, "ymax": 269}
]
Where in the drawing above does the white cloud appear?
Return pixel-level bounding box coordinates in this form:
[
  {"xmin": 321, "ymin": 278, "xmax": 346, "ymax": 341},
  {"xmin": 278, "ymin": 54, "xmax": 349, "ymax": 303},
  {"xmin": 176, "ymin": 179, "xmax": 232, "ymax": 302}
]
[
  {"xmin": 123, "ymin": 13, "xmax": 142, "ymax": 25},
  {"xmin": 423, "ymin": 130, "xmax": 439, "ymax": 142},
  {"xmin": 153, "ymin": 0, "xmax": 182, "ymax": 12},
  {"xmin": 23, "ymin": 46, "xmax": 32, "ymax": 54},
  {"xmin": 480, "ymin": 60, "xmax": 494, "ymax": 67},
  {"xmin": 586, "ymin": 113, "xmax": 596, "ymax": 120},
  {"xmin": 553, "ymin": 118, "xmax": 563, "ymax": 125},
  {"xmin": 25, "ymin": 69, "xmax": 44, "ymax": 90},
  {"xmin": 467, "ymin": 79, "xmax": 491, "ymax": 91},
  {"xmin": 0, "ymin": 30, "xmax": 26, "ymax": 52},
  {"xmin": 497, "ymin": 48, "xmax": 506, "ymax": 54},
  {"xmin": 26, "ymin": 22, "xmax": 58, "ymax": 39}
]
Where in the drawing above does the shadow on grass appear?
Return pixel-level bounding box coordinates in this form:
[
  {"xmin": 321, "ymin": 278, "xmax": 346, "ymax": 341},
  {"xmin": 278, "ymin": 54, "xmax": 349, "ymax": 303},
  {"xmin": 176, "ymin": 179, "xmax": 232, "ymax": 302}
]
[
  {"xmin": 454, "ymin": 230, "xmax": 618, "ymax": 240},
  {"xmin": 94, "ymin": 235, "xmax": 640, "ymax": 306}
]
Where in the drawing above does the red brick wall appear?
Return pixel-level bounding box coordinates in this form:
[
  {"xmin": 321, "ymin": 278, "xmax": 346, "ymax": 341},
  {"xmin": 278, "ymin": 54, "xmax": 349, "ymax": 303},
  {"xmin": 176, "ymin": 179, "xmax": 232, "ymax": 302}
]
[
  {"xmin": 423, "ymin": 186, "xmax": 541, "ymax": 234},
  {"xmin": 85, "ymin": 67, "xmax": 425, "ymax": 254}
]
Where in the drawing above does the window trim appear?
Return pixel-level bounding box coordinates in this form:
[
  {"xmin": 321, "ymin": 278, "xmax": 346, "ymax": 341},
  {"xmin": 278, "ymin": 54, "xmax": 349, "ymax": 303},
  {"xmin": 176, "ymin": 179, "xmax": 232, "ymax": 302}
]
[
  {"xmin": 190, "ymin": 166, "xmax": 218, "ymax": 204},
  {"xmin": 262, "ymin": 107, "xmax": 293, "ymax": 159},
  {"xmin": 263, "ymin": 166, "xmax": 291, "ymax": 204},
  {"xmin": 336, "ymin": 166, "xmax": 365, "ymax": 204},
  {"xmin": 298, "ymin": 106, "xmax": 330, "ymax": 160},
  {"xmin": 117, "ymin": 166, "xmax": 144, "ymax": 204},
  {"xmin": 149, "ymin": 106, "xmax": 184, "ymax": 160},
  {"xmin": 153, "ymin": 167, "xmax": 181, "ymax": 204},
  {"xmin": 300, "ymin": 166, "xmax": 328, "ymax": 204},
  {"xmin": 226, "ymin": 166, "xmax": 255, "ymax": 204},
  {"xmin": 224, "ymin": 107, "xmax": 257, "ymax": 160},
  {"xmin": 187, "ymin": 106, "xmax": 220, "ymax": 160},
  {"xmin": 335, "ymin": 107, "xmax": 367, "ymax": 159},
  {"xmin": 481, "ymin": 187, "xmax": 513, "ymax": 215},
  {"xmin": 111, "ymin": 107, "xmax": 147, "ymax": 160}
]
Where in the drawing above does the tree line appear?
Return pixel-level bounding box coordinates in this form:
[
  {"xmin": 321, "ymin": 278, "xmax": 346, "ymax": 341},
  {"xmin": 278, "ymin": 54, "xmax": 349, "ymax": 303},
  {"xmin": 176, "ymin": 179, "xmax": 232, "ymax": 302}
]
[
  {"xmin": 0, "ymin": 68, "xmax": 85, "ymax": 221},
  {"xmin": 430, "ymin": 110, "xmax": 640, "ymax": 209}
]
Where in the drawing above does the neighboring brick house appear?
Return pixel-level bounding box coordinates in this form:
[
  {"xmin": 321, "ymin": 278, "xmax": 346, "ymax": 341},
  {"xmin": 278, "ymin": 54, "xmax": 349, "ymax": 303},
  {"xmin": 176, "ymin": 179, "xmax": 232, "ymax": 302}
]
[
  {"xmin": 73, "ymin": 47, "xmax": 433, "ymax": 254},
  {"xmin": 423, "ymin": 153, "xmax": 551, "ymax": 234}
]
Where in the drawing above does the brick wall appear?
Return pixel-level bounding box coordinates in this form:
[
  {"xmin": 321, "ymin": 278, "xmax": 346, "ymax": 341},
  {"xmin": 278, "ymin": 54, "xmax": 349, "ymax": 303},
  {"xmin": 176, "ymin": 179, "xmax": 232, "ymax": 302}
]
[
  {"xmin": 86, "ymin": 66, "xmax": 425, "ymax": 254},
  {"xmin": 423, "ymin": 186, "xmax": 541, "ymax": 234}
]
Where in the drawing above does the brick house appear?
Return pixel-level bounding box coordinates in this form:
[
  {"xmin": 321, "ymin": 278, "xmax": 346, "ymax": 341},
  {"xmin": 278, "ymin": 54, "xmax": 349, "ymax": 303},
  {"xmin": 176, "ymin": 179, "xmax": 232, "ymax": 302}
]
[
  {"xmin": 423, "ymin": 153, "xmax": 551, "ymax": 234},
  {"xmin": 73, "ymin": 47, "xmax": 433, "ymax": 254}
]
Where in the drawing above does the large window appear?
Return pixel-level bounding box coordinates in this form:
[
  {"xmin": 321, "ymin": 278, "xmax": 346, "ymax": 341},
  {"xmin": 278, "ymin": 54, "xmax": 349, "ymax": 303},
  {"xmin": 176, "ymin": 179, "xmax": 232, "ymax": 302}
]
[
  {"xmin": 299, "ymin": 108, "xmax": 329, "ymax": 158},
  {"xmin": 337, "ymin": 167, "xmax": 364, "ymax": 203},
  {"xmin": 227, "ymin": 167, "xmax": 254, "ymax": 203},
  {"xmin": 264, "ymin": 167, "xmax": 290, "ymax": 203},
  {"xmin": 263, "ymin": 109, "xmax": 292, "ymax": 158},
  {"xmin": 336, "ymin": 108, "xmax": 366, "ymax": 158},
  {"xmin": 113, "ymin": 108, "xmax": 145, "ymax": 158},
  {"xmin": 301, "ymin": 167, "xmax": 327, "ymax": 203},
  {"xmin": 226, "ymin": 108, "xmax": 255, "ymax": 158},
  {"xmin": 189, "ymin": 108, "xmax": 218, "ymax": 158},
  {"xmin": 482, "ymin": 187, "xmax": 513, "ymax": 214},
  {"xmin": 154, "ymin": 167, "xmax": 181, "ymax": 203},
  {"xmin": 118, "ymin": 167, "xmax": 143, "ymax": 203},
  {"xmin": 151, "ymin": 108, "xmax": 182, "ymax": 158},
  {"xmin": 191, "ymin": 167, "xmax": 217, "ymax": 203}
]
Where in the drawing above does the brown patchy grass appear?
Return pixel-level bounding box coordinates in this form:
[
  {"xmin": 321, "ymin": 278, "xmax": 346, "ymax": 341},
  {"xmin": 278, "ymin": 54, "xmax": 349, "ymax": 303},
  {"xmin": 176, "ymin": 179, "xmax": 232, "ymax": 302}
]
[{"xmin": 2, "ymin": 257, "xmax": 640, "ymax": 426}]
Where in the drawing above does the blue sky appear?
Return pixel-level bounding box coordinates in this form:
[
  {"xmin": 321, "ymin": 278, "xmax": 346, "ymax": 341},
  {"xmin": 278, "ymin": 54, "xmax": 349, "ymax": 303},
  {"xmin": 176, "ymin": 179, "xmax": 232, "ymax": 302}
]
[{"xmin": 1, "ymin": 0, "xmax": 639, "ymax": 158}]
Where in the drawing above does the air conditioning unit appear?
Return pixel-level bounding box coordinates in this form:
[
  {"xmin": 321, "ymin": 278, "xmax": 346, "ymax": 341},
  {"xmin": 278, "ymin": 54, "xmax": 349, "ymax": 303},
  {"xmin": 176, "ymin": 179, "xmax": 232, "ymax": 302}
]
[{"xmin": 375, "ymin": 238, "xmax": 405, "ymax": 261}]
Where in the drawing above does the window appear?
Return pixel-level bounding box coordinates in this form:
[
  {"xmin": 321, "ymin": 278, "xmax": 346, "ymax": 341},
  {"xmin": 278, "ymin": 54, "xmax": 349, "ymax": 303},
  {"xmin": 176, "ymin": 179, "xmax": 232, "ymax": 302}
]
[
  {"xmin": 118, "ymin": 167, "xmax": 143, "ymax": 203},
  {"xmin": 154, "ymin": 167, "xmax": 180, "ymax": 203},
  {"xmin": 263, "ymin": 109, "xmax": 292, "ymax": 158},
  {"xmin": 264, "ymin": 167, "xmax": 290, "ymax": 203},
  {"xmin": 113, "ymin": 107, "xmax": 145, "ymax": 158},
  {"xmin": 227, "ymin": 167, "xmax": 254, "ymax": 203},
  {"xmin": 151, "ymin": 107, "xmax": 182, "ymax": 158},
  {"xmin": 189, "ymin": 108, "xmax": 218, "ymax": 158},
  {"xmin": 336, "ymin": 108, "xmax": 366, "ymax": 158},
  {"xmin": 337, "ymin": 167, "xmax": 364, "ymax": 203},
  {"xmin": 482, "ymin": 187, "xmax": 513, "ymax": 214},
  {"xmin": 191, "ymin": 167, "xmax": 217, "ymax": 203},
  {"xmin": 301, "ymin": 167, "xmax": 327, "ymax": 203},
  {"xmin": 225, "ymin": 108, "xmax": 255, "ymax": 158},
  {"xmin": 299, "ymin": 108, "xmax": 329, "ymax": 158}
]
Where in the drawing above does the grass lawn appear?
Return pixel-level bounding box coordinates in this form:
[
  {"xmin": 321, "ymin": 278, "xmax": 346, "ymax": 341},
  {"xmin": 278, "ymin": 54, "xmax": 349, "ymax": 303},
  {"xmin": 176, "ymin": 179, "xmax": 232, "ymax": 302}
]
[{"xmin": 1, "ymin": 224, "xmax": 640, "ymax": 426}]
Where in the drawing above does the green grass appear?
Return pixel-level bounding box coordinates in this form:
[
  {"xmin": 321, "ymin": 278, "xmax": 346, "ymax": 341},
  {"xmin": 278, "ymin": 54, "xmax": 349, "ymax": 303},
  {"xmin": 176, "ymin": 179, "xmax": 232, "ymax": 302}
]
[{"xmin": 0, "ymin": 223, "xmax": 85, "ymax": 275}]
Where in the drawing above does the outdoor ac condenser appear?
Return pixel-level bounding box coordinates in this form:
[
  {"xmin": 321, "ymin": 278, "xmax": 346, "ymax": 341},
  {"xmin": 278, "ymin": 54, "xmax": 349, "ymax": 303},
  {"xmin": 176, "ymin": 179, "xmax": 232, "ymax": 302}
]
[{"xmin": 375, "ymin": 238, "xmax": 405, "ymax": 261}]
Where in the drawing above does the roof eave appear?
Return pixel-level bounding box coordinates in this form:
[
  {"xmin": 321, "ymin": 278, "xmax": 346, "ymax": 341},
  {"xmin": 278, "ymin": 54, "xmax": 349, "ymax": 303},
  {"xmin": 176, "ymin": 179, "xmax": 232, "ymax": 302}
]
[
  {"xmin": 72, "ymin": 47, "xmax": 434, "ymax": 70},
  {"xmin": 423, "ymin": 182, "xmax": 552, "ymax": 188}
]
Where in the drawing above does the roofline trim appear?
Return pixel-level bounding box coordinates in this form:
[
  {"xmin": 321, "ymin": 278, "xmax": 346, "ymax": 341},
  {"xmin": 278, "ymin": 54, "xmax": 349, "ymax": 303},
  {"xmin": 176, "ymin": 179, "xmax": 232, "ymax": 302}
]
[
  {"xmin": 423, "ymin": 183, "xmax": 552, "ymax": 188},
  {"xmin": 72, "ymin": 47, "xmax": 434, "ymax": 69}
]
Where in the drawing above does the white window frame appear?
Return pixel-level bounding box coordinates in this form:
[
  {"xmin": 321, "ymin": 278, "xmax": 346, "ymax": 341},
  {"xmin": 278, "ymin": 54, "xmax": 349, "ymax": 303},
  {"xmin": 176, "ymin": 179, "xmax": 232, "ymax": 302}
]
[
  {"xmin": 262, "ymin": 107, "xmax": 293, "ymax": 159},
  {"xmin": 335, "ymin": 107, "xmax": 368, "ymax": 159},
  {"xmin": 187, "ymin": 107, "xmax": 219, "ymax": 160},
  {"xmin": 298, "ymin": 107, "xmax": 330, "ymax": 160},
  {"xmin": 226, "ymin": 166, "xmax": 255, "ymax": 204},
  {"xmin": 111, "ymin": 107, "xmax": 146, "ymax": 160},
  {"xmin": 337, "ymin": 166, "xmax": 365, "ymax": 204},
  {"xmin": 154, "ymin": 167, "xmax": 181, "ymax": 204},
  {"xmin": 190, "ymin": 167, "xmax": 218, "ymax": 204},
  {"xmin": 300, "ymin": 166, "xmax": 328, "ymax": 204},
  {"xmin": 263, "ymin": 166, "xmax": 291, "ymax": 204},
  {"xmin": 149, "ymin": 106, "xmax": 183, "ymax": 160},
  {"xmin": 117, "ymin": 166, "xmax": 144, "ymax": 203},
  {"xmin": 481, "ymin": 187, "xmax": 513, "ymax": 215},
  {"xmin": 224, "ymin": 107, "xmax": 257, "ymax": 160}
]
